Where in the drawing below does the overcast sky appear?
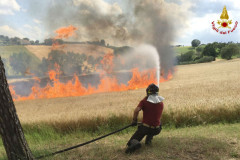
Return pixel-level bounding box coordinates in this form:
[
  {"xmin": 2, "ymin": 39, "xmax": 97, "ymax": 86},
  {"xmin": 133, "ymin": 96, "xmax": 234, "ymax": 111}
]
[{"xmin": 0, "ymin": 0, "xmax": 239, "ymax": 46}]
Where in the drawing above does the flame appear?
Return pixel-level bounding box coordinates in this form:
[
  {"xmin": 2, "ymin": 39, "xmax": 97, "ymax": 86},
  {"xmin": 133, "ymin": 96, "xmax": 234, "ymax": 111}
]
[
  {"xmin": 10, "ymin": 67, "xmax": 173, "ymax": 101},
  {"xmin": 9, "ymin": 25, "xmax": 174, "ymax": 101},
  {"xmin": 51, "ymin": 25, "xmax": 77, "ymax": 50},
  {"xmin": 51, "ymin": 41, "xmax": 65, "ymax": 50},
  {"xmin": 9, "ymin": 85, "xmax": 19, "ymax": 100},
  {"xmin": 160, "ymin": 70, "xmax": 173, "ymax": 83},
  {"xmin": 55, "ymin": 25, "xmax": 77, "ymax": 39}
]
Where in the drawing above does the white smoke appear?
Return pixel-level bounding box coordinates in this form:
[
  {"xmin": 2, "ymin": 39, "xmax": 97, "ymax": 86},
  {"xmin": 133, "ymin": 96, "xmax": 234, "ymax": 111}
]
[
  {"xmin": 31, "ymin": 0, "xmax": 193, "ymax": 73},
  {"xmin": 117, "ymin": 44, "xmax": 160, "ymax": 86},
  {"xmin": 133, "ymin": 44, "xmax": 160, "ymax": 86}
]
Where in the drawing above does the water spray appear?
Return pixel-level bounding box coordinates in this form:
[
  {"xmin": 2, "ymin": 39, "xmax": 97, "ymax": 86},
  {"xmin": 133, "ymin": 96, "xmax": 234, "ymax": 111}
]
[{"xmin": 133, "ymin": 44, "xmax": 160, "ymax": 87}]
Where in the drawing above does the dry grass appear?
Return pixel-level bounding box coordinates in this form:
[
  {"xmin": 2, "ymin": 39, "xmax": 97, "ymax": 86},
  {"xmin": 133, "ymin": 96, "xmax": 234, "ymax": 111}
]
[
  {"xmin": 25, "ymin": 45, "xmax": 52, "ymax": 59},
  {"xmin": 14, "ymin": 59, "xmax": 240, "ymax": 130},
  {"xmin": 1, "ymin": 59, "xmax": 240, "ymax": 159},
  {"xmin": 25, "ymin": 44, "xmax": 113, "ymax": 59}
]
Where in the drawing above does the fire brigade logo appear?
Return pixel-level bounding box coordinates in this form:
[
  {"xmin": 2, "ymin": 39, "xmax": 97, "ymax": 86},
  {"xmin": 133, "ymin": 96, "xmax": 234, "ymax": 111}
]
[{"xmin": 212, "ymin": 6, "xmax": 238, "ymax": 34}]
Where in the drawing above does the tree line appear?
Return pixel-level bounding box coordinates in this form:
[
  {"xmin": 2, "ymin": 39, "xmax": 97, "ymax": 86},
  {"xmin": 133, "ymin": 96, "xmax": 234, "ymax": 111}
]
[
  {"xmin": 177, "ymin": 39, "xmax": 240, "ymax": 65},
  {"xmin": 0, "ymin": 34, "xmax": 108, "ymax": 47},
  {"xmin": 7, "ymin": 50, "xmax": 103, "ymax": 77},
  {"xmin": 0, "ymin": 35, "xmax": 39, "ymax": 46}
]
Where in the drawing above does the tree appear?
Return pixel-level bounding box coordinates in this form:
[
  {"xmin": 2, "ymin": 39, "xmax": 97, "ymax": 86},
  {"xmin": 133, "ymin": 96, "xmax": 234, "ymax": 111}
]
[
  {"xmin": 191, "ymin": 39, "xmax": 201, "ymax": 48},
  {"xmin": 0, "ymin": 57, "xmax": 34, "ymax": 160},
  {"xmin": 10, "ymin": 37, "xmax": 20, "ymax": 45},
  {"xmin": 80, "ymin": 53, "xmax": 87, "ymax": 61},
  {"xmin": 100, "ymin": 39, "xmax": 105, "ymax": 46},
  {"xmin": 220, "ymin": 44, "xmax": 239, "ymax": 60},
  {"xmin": 35, "ymin": 40, "xmax": 39, "ymax": 45},
  {"xmin": 38, "ymin": 57, "xmax": 49, "ymax": 76},
  {"xmin": 55, "ymin": 39, "xmax": 64, "ymax": 45},
  {"xmin": 23, "ymin": 38, "xmax": 29, "ymax": 41},
  {"xmin": 211, "ymin": 42, "xmax": 226, "ymax": 55},
  {"xmin": 62, "ymin": 52, "xmax": 83, "ymax": 75},
  {"xmin": 202, "ymin": 43, "xmax": 217, "ymax": 58},
  {"xmin": 87, "ymin": 55, "xmax": 95, "ymax": 65},
  {"xmin": 196, "ymin": 46, "xmax": 203, "ymax": 53},
  {"xmin": 9, "ymin": 52, "xmax": 32, "ymax": 76},
  {"xmin": 95, "ymin": 56, "xmax": 103, "ymax": 64},
  {"xmin": 47, "ymin": 50, "xmax": 66, "ymax": 71},
  {"xmin": 46, "ymin": 50, "xmax": 86, "ymax": 75},
  {"xmin": 44, "ymin": 38, "xmax": 53, "ymax": 45},
  {"xmin": 30, "ymin": 40, "xmax": 34, "ymax": 45}
]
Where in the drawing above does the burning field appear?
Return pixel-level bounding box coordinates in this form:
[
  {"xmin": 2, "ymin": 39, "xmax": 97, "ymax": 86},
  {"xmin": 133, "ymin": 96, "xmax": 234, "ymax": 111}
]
[
  {"xmin": 13, "ymin": 58, "xmax": 240, "ymax": 131},
  {"xmin": 6, "ymin": 25, "xmax": 240, "ymax": 130},
  {"xmin": 1, "ymin": 1, "xmax": 240, "ymax": 159},
  {"xmin": 10, "ymin": 68, "xmax": 172, "ymax": 101},
  {"xmin": 9, "ymin": 25, "xmax": 173, "ymax": 101}
]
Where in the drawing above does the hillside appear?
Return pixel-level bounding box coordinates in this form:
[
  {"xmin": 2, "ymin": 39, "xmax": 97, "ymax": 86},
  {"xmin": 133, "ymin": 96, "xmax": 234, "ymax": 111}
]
[
  {"xmin": 0, "ymin": 44, "xmax": 114, "ymax": 76},
  {"xmin": 25, "ymin": 44, "xmax": 113, "ymax": 59},
  {"xmin": 0, "ymin": 45, "xmax": 36, "ymax": 59},
  {"xmin": 0, "ymin": 45, "xmax": 41, "ymax": 76},
  {"xmin": 174, "ymin": 45, "xmax": 206, "ymax": 55}
]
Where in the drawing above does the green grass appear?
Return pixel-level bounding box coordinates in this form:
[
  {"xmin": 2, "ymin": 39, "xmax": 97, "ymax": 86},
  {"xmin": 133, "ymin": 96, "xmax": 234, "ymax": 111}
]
[
  {"xmin": 0, "ymin": 46, "xmax": 34, "ymax": 58},
  {"xmin": 1, "ymin": 123, "xmax": 240, "ymax": 160},
  {"xmin": 0, "ymin": 45, "xmax": 41, "ymax": 76},
  {"xmin": 174, "ymin": 45, "xmax": 206, "ymax": 55},
  {"xmin": 174, "ymin": 46, "xmax": 195, "ymax": 55}
]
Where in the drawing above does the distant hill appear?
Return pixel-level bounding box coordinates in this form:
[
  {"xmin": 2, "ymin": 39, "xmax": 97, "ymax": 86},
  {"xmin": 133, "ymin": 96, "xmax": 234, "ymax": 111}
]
[
  {"xmin": 174, "ymin": 45, "xmax": 206, "ymax": 55},
  {"xmin": 0, "ymin": 45, "xmax": 41, "ymax": 77},
  {"xmin": 0, "ymin": 44, "xmax": 115, "ymax": 77},
  {"xmin": 25, "ymin": 44, "xmax": 114, "ymax": 60}
]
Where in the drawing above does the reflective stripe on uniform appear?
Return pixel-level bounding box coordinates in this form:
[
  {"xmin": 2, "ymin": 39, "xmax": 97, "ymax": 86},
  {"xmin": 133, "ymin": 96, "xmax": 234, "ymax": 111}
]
[{"xmin": 142, "ymin": 123, "xmax": 160, "ymax": 129}]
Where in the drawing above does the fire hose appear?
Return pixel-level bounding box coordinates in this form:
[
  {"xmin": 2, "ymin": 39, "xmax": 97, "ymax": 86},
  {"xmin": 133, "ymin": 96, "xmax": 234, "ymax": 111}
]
[{"xmin": 35, "ymin": 123, "xmax": 135, "ymax": 159}]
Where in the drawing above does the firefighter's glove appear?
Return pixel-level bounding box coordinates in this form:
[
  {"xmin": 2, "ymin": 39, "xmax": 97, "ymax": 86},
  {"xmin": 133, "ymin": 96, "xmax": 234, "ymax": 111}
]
[{"xmin": 131, "ymin": 119, "xmax": 138, "ymax": 126}]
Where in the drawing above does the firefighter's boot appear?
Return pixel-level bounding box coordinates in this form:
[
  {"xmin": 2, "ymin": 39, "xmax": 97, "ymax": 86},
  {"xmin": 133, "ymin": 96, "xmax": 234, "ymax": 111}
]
[{"xmin": 125, "ymin": 139, "xmax": 141, "ymax": 153}]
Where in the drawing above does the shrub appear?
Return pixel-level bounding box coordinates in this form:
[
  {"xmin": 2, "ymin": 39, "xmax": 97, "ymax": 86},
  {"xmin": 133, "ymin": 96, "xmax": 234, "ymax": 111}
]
[
  {"xmin": 192, "ymin": 52, "xmax": 203, "ymax": 61},
  {"xmin": 220, "ymin": 44, "xmax": 240, "ymax": 60},
  {"xmin": 195, "ymin": 56, "xmax": 215, "ymax": 63},
  {"xmin": 9, "ymin": 52, "xmax": 32, "ymax": 75},
  {"xmin": 196, "ymin": 46, "xmax": 203, "ymax": 53},
  {"xmin": 203, "ymin": 43, "xmax": 218, "ymax": 57},
  {"xmin": 42, "ymin": 50, "xmax": 86, "ymax": 76},
  {"xmin": 179, "ymin": 61, "xmax": 194, "ymax": 65},
  {"xmin": 178, "ymin": 51, "xmax": 194, "ymax": 62},
  {"xmin": 87, "ymin": 55, "xmax": 95, "ymax": 65}
]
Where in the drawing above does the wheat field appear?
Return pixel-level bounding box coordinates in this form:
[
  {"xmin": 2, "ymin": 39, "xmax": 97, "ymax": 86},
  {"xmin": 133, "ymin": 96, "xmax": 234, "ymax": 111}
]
[
  {"xmin": 14, "ymin": 59, "xmax": 240, "ymax": 130},
  {"xmin": 25, "ymin": 44, "xmax": 113, "ymax": 59}
]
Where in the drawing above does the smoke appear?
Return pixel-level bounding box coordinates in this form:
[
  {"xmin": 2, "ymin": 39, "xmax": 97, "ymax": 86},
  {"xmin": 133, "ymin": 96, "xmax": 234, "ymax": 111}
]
[
  {"xmin": 43, "ymin": 0, "xmax": 127, "ymax": 42},
  {"xmin": 39, "ymin": 0, "xmax": 190, "ymax": 73},
  {"xmin": 119, "ymin": 44, "xmax": 160, "ymax": 86},
  {"xmin": 128, "ymin": 0, "xmax": 175, "ymax": 75}
]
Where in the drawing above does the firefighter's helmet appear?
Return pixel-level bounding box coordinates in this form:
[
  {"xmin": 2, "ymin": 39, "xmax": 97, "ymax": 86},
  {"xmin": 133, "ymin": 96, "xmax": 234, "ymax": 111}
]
[{"xmin": 146, "ymin": 83, "xmax": 159, "ymax": 96}]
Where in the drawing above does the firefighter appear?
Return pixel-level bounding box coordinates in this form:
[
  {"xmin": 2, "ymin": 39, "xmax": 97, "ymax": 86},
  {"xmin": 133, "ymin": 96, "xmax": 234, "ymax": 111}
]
[{"xmin": 126, "ymin": 83, "xmax": 164, "ymax": 153}]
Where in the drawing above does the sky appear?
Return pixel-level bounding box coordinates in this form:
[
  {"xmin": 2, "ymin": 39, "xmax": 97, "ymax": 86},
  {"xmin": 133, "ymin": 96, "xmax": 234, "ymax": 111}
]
[{"xmin": 0, "ymin": 0, "xmax": 239, "ymax": 46}]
